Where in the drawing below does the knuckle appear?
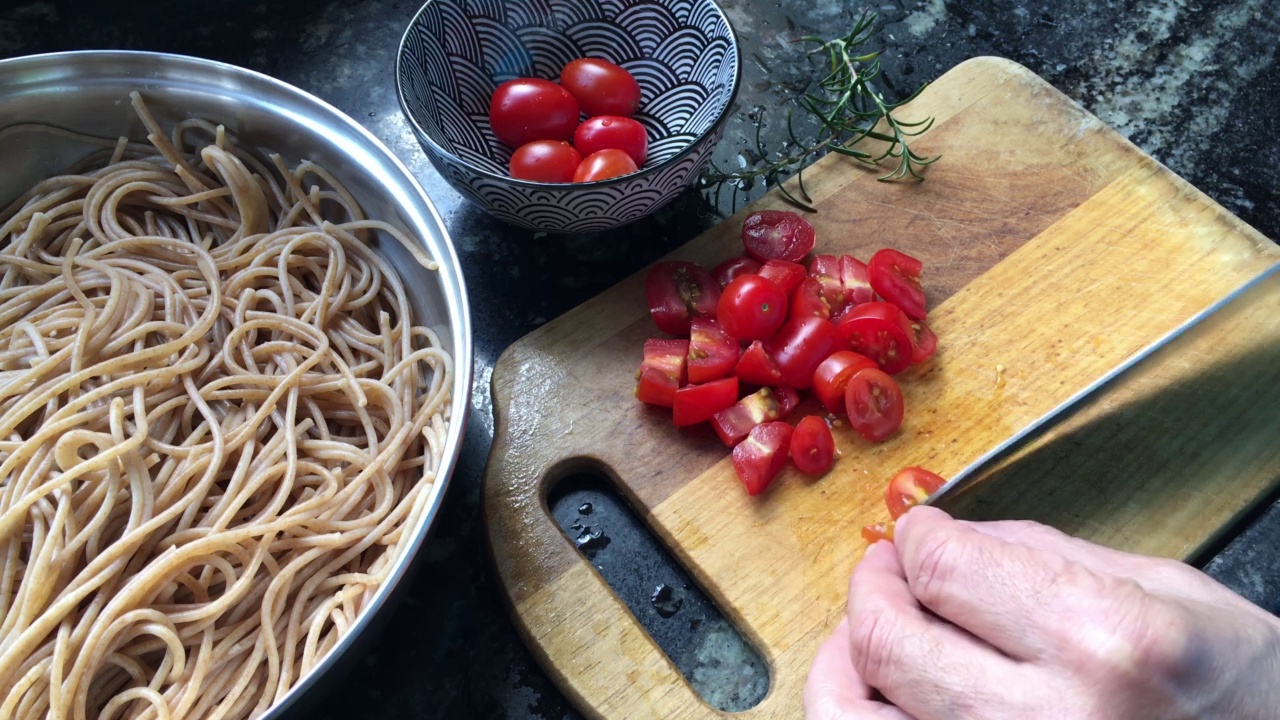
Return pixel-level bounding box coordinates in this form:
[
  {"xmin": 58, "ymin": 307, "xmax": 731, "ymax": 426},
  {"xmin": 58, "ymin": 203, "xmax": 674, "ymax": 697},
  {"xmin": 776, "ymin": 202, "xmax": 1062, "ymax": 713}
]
[
  {"xmin": 848, "ymin": 603, "xmax": 900, "ymax": 689},
  {"xmin": 908, "ymin": 529, "xmax": 962, "ymax": 604},
  {"xmin": 1076, "ymin": 577, "xmax": 1191, "ymax": 681}
]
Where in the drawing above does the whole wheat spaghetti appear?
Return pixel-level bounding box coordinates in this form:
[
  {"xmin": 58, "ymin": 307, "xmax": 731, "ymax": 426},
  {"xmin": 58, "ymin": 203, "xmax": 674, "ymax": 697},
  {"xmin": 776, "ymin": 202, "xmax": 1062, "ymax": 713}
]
[{"xmin": 0, "ymin": 92, "xmax": 454, "ymax": 720}]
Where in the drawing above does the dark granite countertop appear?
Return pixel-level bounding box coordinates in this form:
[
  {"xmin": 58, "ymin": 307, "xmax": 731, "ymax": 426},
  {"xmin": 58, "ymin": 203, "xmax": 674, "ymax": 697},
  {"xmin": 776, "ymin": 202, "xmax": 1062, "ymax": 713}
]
[{"xmin": 2, "ymin": 1, "xmax": 1277, "ymax": 718}]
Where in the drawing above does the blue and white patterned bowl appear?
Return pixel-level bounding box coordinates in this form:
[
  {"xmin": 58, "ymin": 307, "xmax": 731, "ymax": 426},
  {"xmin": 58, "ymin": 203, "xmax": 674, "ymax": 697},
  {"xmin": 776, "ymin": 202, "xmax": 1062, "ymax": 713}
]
[{"xmin": 396, "ymin": 0, "xmax": 740, "ymax": 234}]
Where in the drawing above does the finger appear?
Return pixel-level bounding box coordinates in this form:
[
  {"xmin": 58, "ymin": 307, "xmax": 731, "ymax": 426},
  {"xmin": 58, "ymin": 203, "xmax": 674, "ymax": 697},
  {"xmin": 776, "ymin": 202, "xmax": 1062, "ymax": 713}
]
[
  {"xmin": 847, "ymin": 540, "xmax": 1032, "ymax": 720},
  {"xmin": 804, "ymin": 618, "xmax": 916, "ymax": 720}
]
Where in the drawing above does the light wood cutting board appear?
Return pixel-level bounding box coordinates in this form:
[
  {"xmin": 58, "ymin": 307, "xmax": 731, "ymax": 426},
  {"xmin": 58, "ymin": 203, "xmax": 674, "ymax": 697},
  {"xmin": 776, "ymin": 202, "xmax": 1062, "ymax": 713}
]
[{"xmin": 481, "ymin": 57, "xmax": 1280, "ymax": 719}]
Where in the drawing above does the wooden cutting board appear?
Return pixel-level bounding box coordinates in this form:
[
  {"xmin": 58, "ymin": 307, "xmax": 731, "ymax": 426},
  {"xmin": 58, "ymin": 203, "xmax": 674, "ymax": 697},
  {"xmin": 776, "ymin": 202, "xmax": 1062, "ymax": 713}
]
[{"xmin": 481, "ymin": 57, "xmax": 1280, "ymax": 719}]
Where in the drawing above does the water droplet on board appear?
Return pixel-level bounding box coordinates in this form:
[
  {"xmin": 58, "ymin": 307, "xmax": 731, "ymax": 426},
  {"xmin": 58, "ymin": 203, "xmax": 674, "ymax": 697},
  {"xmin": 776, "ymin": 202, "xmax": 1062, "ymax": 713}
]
[
  {"xmin": 578, "ymin": 502, "xmax": 593, "ymax": 515},
  {"xmin": 575, "ymin": 527, "xmax": 611, "ymax": 557},
  {"xmin": 650, "ymin": 584, "xmax": 683, "ymax": 618}
]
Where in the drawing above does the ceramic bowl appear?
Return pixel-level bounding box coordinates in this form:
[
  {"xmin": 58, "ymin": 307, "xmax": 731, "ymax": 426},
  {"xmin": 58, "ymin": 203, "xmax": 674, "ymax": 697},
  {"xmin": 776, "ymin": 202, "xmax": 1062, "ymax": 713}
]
[{"xmin": 396, "ymin": 0, "xmax": 741, "ymax": 233}]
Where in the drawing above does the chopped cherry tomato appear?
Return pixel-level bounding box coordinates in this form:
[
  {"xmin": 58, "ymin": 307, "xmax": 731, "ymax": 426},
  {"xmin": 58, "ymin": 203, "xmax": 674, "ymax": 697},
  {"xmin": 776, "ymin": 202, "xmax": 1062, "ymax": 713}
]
[
  {"xmin": 861, "ymin": 522, "xmax": 895, "ymax": 544},
  {"xmin": 812, "ymin": 350, "xmax": 877, "ymax": 414},
  {"xmin": 735, "ymin": 340, "xmax": 783, "ymax": 386},
  {"xmin": 711, "ymin": 387, "xmax": 783, "ymax": 446},
  {"xmin": 764, "ymin": 315, "xmax": 842, "ymax": 390},
  {"xmin": 908, "ymin": 319, "xmax": 939, "ymax": 364},
  {"xmin": 559, "ymin": 58, "xmax": 642, "ymax": 117},
  {"xmin": 489, "ymin": 78, "xmax": 580, "ymax": 148},
  {"xmin": 810, "ymin": 254, "xmax": 875, "ymax": 320},
  {"xmin": 774, "ymin": 386, "xmax": 801, "ymax": 420},
  {"xmin": 790, "ymin": 277, "xmax": 831, "ymax": 320},
  {"xmin": 741, "ymin": 210, "xmax": 816, "ymax": 264},
  {"xmin": 508, "ymin": 140, "xmax": 581, "ymax": 183},
  {"xmin": 757, "ymin": 259, "xmax": 806, "ymax": 296},
  {"xmin": 687, "ymin": 318, "xmax": 739, "ymax": 384},
  {"xmin": 868, "ymin": 248, "xmax": 927, "ymax": 320},
  {"xmin": 808, "ymin": 255, "xmax": 845, "ymax": 316},
  {"xmin": 845, "ymin": 367, "xmax": 904, "ymax": 442},
  {"xmin": 835, "ymin": 302, "xmax": 914, "ymax": 375},
  {"xmin": 573, "ymin": 115, "xmax": 648, "ymax": 166},
  {"xmin": 717, "ymin": 274, "xmax": 787, "ymax": 341},
  {"xmin": 885, "ymin": 466, "xmax": 947, "ymax": 519},
  {"xmin": 645, "ymin": 261, "xmax": 720, "ymax": 336},
  {"xmin": 732, "ymin": 421, "xmax": 793, "ymax": 496},
  {"xmin": 573, "ymin": 148, "xmax": 638, "ymax": 182},
  {"xmin": 791, "ymin": 415, "xmax": 835, "ymax": 475},
  {"xmin": 634, "ymin": 338, "xmax": 688, "ymax": 407},
  {"xmin": 711, "ymin": 256, "xmax": 761, "ymax": 289},
  {"xmin": 841, "ymin": 255, "xmax": 875, "ymax": 307},
  {"xmin": 672, "ymin": 377, "xmax": 739, "ymax": 427}
]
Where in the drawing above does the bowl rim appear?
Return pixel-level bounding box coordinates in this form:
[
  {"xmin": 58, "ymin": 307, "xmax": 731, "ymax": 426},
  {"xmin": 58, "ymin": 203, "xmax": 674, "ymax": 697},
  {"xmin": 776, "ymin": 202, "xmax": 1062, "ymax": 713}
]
[{"xmin": 394, "ymin": 0, "xmax": 743, "ymax": 191}]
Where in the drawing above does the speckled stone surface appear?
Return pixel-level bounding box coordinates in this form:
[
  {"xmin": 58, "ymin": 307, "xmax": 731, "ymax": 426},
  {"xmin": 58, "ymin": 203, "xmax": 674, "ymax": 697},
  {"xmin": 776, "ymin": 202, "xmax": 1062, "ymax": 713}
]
[{"xmin": 2, "ymin": 1, "xmax": 1277, "ymax": 718}]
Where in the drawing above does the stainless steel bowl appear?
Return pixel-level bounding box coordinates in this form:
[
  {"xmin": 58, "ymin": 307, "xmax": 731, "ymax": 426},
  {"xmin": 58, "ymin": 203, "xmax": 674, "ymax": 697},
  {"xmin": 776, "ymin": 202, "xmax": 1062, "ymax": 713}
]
[{"xmin": 0, "ymin": 50, "xmax": 473, "ymax": 719}]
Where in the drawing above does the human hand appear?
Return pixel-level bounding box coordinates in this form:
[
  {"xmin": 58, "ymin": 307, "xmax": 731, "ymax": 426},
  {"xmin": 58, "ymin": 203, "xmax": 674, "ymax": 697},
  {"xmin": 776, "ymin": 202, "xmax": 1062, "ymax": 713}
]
[{"xmin": 804, "ymin": 505, "xmax": 1280, "ymax": 719}]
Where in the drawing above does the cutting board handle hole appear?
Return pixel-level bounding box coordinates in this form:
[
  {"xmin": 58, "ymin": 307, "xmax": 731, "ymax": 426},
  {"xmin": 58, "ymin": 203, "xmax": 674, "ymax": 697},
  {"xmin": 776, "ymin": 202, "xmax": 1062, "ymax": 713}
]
[{"xmin": 548, "ymin": 470, "xmax": 772, "ymax": 712}]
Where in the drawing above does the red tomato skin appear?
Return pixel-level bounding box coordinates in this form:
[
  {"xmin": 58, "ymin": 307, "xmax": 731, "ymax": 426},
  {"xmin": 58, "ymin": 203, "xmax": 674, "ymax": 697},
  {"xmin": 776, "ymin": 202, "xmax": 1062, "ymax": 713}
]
[
  {"xmin": 841, "ymin": 256, "xmax": 875, "ymax": 306},
  {"xmin": 687, "ymin": 318, "xmax": 740, "ymax": 384},
  {"xmin": 711, "ymin": 387, "xmax": 782, "ymax": 446},
  {"xmin": 645, "ymin": 261, "xmax": 720, "ymax": 336},
  {"xmin": 560, "ymin": 58, "xmax": 642, "ymax": 117},
  {"xmin": 489, "ymin": 78, "xmax": 581, "ymax": 147},
  {"xmin": 868, "ymin": 248, "xmax": 927, "ymax": 321},
  {"xmin": 909, "ymin": 319, "xmax": 939, "ymax": 364},
  {"xmin": 812, "ymin": 350, "xmax": 878, "ymax": 414},
  {"xmin": 791, "ymin": 415, "xmax": 836, "ymax": 475},
  {"xmin": 885, "ymin": 467, "xmax": 947, "ymax": 519},
  {"xmin": 732, "ymin": 421, "xmax": 794, "ymax": 496},
  {"xmin": 844, "ymin": 367, "xmax": 905, "ymax": 443},
  {"xmin": 764, "ymin": 316, "xmax": 843, "ymax": 389},
  {"xmin": 508, "ymin": 140, "xmax": 581, "ymax": 183},
  {"xmin": 790, "ymin": 277, "xmax": 831, "ymax": 320},
  {"xmin": 711, "ymin": 257, "xmax": 762, "ymax": 289},
  {"xmin": 573, "ymin": 148, "xmax": 639, "ymax": 182},
  {"xmin": 573, "ymin": 115, "xmax": 648, "ymax": 166},
  {"xmin": 774, "ymin": 386, "xmax": 801, "ymax": 420},
  {"xmin": 717, "ymin": 275, "xmax": 788, "ymax": 341},
  {"xmin": 634, "ymin": 338, "xmax": 688, "ymax": 407},
  {"xmin": 861, "ymin": 522, "xmax": 895, "ymax": 544},
  {"xmin": 835, "ymin": 302, "xmax": 914, "ymax": 375},
  {"xmin": 734, "ymin": 341, "xmax": 783, "ymax": 386},
  {"xmin": 741, "ymin": 210, "xmax": 816, "ymax": 263},
  {"xmin": 758, "ymin": 259, "xmax": 806, "ymax": 296},
  {"xmin": 672, "ymin": 377, "xmax": 739, "ymax": 427}
]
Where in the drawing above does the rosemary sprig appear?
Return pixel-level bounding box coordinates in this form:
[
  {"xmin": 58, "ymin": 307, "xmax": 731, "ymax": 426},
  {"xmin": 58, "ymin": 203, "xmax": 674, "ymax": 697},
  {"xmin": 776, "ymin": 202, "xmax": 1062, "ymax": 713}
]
[{"xmin": 699, "ymin": 10, "xmax": 938, "ymax": 212}]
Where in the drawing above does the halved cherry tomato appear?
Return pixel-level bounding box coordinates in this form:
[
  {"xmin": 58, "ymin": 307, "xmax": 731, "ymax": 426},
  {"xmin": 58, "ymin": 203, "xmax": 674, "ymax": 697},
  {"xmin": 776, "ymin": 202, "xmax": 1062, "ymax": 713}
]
[
  {"xmin": 810, "ymin": 254, "xmax": 875, "ymax": 320},
  {"xmin": 634, "ymin": 338, "xmax": 688, "ymax": 407},
  {"xmin": 908, "ymin": 319, "xmax": 939, "ymax": 364},
  {"xmin": 509, "ymin": 140, "xmax": 582, "ymax": 183},
  {"xmin": 489, "ymin": 78, "xmax": 580, "ymax": 148},
  {"xmin": 573, "ymin": 115, "xmax": 648, "ymax": 166},
  {"xmin": 574, "ymin": 148, "xmax": 638, "ymax": 182},
  {"xmin": 845, "ymin": 367, "xmax": 904, "ymax": 442},
  {"xmin": 672, "ymin": 377, "xmax": 738, "ymax": 427},
  {"xmin": 812, "ymin": 350, "xmax": 877, "ymax": 414},
  {"xmin": 757, "ymin": 259, "xmax": 806, "ymax": 296},
  {"xmin": 861, "ymin": 522, "xmax": 895, "ymax": 544},
  {"xmin": 809, "ymin": 255, "xmax": 845, "ymax": 316},
  {"xmin": 687, "ymin": 318, "xmax": 739, "ymax": 384},
  {"xmin": 735, "ymin": 340, "xmax": 783, "ymax": 386},
  {"xmin": 741, "ymin": 210, "xmax": 816, "ymax": 263},
  {"xmin": 790, "ymin": 277, "xmax": 830, "ymax": 320},
  {"xmin": 885, "ymin": 466, "xmax": 947, "ymax": 519},
  {"xmin": 764, "ymin": 315, "xmax": 842, "ymax": 389},
  {"xmin": 711, "ymin": 256, "xmax": 761, "ymax": 289},
  {"xmin": 791, "ymin": 415, "xmax": 835, "ymax": 475},
  {"xmin": 869, "ymin": 248, "xmax": 927, "ymax": 321},
  {"xmin": 835, "ymin": 302, "xmax": 914, "ymax": 375},
  {"xmin": 711, "ymin": 387, "xmax": 782, "ymax": 446},
  {"xmin": 841, "ymin": 256, "xmax": 875, "ymax": 307},
  {"xmin": 732, "ymin": 421, "xmax": 793, "ymax": 496},
  {"xmin": 645, "ymin": 261, "xmax": 720, "ymax": 336},
  {"xmin": 717, "ymin": 274, "xmax": 787, "ymax": 341},
  {"xmin": 560, "ymin": 58, "xmax": 642, "ymax": 118}
]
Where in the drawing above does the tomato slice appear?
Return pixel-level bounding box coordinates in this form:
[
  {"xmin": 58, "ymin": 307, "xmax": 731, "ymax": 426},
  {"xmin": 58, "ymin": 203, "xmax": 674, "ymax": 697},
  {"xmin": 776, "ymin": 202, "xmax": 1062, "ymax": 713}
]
[
  {"xmin": 790, "ymin": 277, "xmax": 830, "ymax": 320},
  {"xmin": 735, "ymin": 340, "xmax": 783, "ymax": 386},
  {"xmin": 908, "ymin": 319, "xmax": 938, "ymax": 364},
  {"xmin": 885, "ymin": 466, "xmax": 947, "ymax": 519},
  {"xmin": 861, "ymin": 522, "xmax": 895, "ymax": 544},
  {"xmin": 764, "ymin": 315, "xmax": 842, "ymax": 390},
  {"xmin": 741, "ymin": 210, "xmax": 816, "ymax": 263},
  {"xmin": 645, "ymin": 261, "xmax": 721, "ymax": 336},
  {"xmin": 758, "ymin": 259, "xmax": 807, "ymax": 296},
  {"xmin": 711, "ymin": 256, "xmax": 761, "ymax": 289},
  {"xmin": 672, "ymin": 377, "xmax": 739, "ymax": 427},
  {"xmin": 835, "ymin": 302, "xmax": 914, "ymax": 375},
  {"xmin": 687, "ymin": 318, "xmax": 740, "ymax": 384},
  {"xmin": 812, "ymin": 350, "xmax": 877, "ymax": 414},
  {"xmin": 711, "ymin": 386, "xmax": 783, "ymax": 446},
  {"xmin": 717, "ymin": 274, "xmax": 788, "ymax": 341},
  {"xmin": 868, "ymin": 248, "xmax": 927, "ymax": 321},
  {"xmin": 634, "ymin": 338, "xmax": 688, "ymax": 408},
  {"xmin": 845, "ymin": 367, "xmax": 904, "ymax": 442},
  {"xmin": 732, "ymin": 421, "xmax": 794, "ymax": 496},
  {"xmin": 791, "ymin": 415, "xmax": 835, "ymax": 475}
]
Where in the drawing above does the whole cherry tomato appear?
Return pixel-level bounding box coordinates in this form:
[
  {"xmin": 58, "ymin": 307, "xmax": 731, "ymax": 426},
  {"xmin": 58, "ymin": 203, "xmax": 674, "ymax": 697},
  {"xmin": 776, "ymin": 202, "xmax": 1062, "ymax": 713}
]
[
  {"xmin": 488, "ymin": 78, "xmax": 580, "ymax": 148},
  {"xmin": 717, "ymin": 274, "xmax": 788, "ymax": 341},
  {"xmin": 508, "ymin": 140, "xmax": 581, "ymax": 183},
  {"xmin": 560, "ymin": 58, "xmax": 642, "ymax": 117},
  {"xmin": 764, "ymin": 315, "xmax": 842, "ymax": 390},
  {"xmin": 573, "ymin": 149, "xmax": 639, "ymax": 182},
  {"xmin": 574, "ymin": 115, "xmax": 648, "ymax": 166}
]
